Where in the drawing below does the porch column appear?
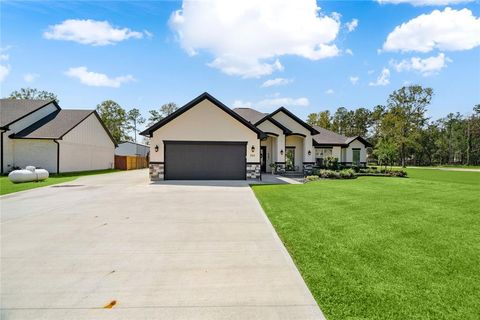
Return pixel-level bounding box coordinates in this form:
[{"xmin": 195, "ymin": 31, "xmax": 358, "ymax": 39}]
[
  {"xmin": 275, "ymin": 133, "xmax": 286, "ymax": 173},
  {"xmin": 303, "ymin": 137, "xmax": 315, "ymax": 175}
]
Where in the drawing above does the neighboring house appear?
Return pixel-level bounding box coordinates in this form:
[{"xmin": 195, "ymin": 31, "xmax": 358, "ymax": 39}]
[
  {"xmin": 115, "ymin": 141, "xmax": 150, "ymax": 157},
  {"xmin": 0, "ymin": 99, "xmax": 116, "ymax": 174},
  {"xmin": 141, "ymin": 92, "xmax": 370, "ymax": 181}
]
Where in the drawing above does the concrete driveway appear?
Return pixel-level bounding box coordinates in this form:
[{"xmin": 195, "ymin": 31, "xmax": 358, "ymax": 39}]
[{"xmin": 1, "ymin": 169, "xmax": 324, "ymax": 319}]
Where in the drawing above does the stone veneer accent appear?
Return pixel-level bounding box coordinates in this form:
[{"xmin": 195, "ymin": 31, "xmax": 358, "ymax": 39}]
[
  {"xmin": 246, "ymin": 163, "xmax": 261, "ymax": 179},
  {"xmin": 303, "ymin": 163, "xmax": 314, "ymax": 176},
  {"xmin": 149, "ymin": 163, "xmax": 164, "ymax": 181},
  {"xmin": 274, "ymin": 162, "xmax": 286, "ymax": 174}
]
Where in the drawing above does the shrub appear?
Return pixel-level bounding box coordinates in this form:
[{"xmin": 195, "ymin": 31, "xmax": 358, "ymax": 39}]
[
  {"xmin": 339, "ymin": 169, "xmax": 356, "ymax": 179},
  {"xmin": 319, "ymin": 169, "xmax": 340, "ymax": 179},
  {"xmin": 305, "ymin": 175, "xmax": 320, "ymax": 182},
  {"xmin": 324, "ymin": 156, "xmax": 339, "ymax": 170}
]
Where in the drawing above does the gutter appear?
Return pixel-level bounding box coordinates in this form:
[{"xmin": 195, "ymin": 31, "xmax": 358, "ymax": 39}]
[
  {"xmin": 0, "ymin": 129, "xmax": 5, "ymax": 175},
  {"xmin": 53, "ymin": 140, "xmax": 60, "ymax": 174}
]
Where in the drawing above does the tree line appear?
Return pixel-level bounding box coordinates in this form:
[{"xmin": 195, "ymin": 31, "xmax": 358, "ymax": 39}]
[
  {"xmin": 6, "ymin": 88, "xmax": 178, "ymax": 144},
  {"xmin": 6, "ymin": 86, "xmax": 480, "ymax": 166},
  {"xmin": 306, "ymin": 85, "xmax": 480, "ymax": 166}
]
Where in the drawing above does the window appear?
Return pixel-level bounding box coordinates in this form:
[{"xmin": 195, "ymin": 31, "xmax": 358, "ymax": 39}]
[
  {"xmin": 352, "ymin": 149, "xmax": 360, "ymax": 164},
  {"xmin": 315, "ymin": 148, "xmax": 332, "ymax": 158}
]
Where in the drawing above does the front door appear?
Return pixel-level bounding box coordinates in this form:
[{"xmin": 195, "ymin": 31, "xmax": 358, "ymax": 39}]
[
  {"xmin": 285, "ymin": 147, "xmax": 295, "ymax": 171},
  {"xmin": 260, "ymin": 146, "xmax": 267, "ymax": 172}
]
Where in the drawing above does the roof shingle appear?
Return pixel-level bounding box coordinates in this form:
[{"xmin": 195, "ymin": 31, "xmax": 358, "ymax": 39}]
[
  {"xmin": 0, "ymin": 99, "xmax": 56, "ymax": 128},
  {"xmin": 11, "ymin": 110, "xmax": 93, "ymax": 139},
  {"xmin": 232, "ymin": 108, "xmax": 268, "ymax": 124}
]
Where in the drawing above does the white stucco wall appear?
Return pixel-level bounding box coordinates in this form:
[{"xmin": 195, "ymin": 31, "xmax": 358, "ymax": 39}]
[
  {"xmin": 12, "ymin": 139, "xmax": 57, "ymax": 173},
  {"xmin": 149, "ymin": 99, "xmax": 260, "ymax": 163},
  {"xmin": 59, "ymin": 113, "xmax": 115, "ymax": 172},
  {"xmin": 345, "ymin": 139, "xmax": 367, "ymax": 163},
  {"xmin": 2, "ymin": 103, "xmax": 58, "ymax": 173},
  {"xmin": 257, "ymin": 120, "xmax": 284, "ymax": 163},
  {"xmin": 270, "ymin": 111, "xmax": 315, "ymax": 163}
]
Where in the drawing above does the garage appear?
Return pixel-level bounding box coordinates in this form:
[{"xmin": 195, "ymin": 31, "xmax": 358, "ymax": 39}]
[{"xmin": 164, "ymin": 141, "xmax": 246, "ymax": 180}]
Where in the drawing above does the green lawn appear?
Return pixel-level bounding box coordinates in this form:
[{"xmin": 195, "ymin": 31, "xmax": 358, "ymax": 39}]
[
  {"xmin": 252, "ymin": 169, "xmax": 480, "ymax": 319},
  {"xmin": 0, "ymin": 169, "xmax": 120, "ymax": 195}
]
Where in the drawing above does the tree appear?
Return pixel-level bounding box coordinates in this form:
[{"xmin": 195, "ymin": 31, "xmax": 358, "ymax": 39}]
[
  {"xmin": 148, "ymin": 102, "xmax": 178, "ymax": 126},
  {"xmin": 96, "ymin": 100, "xmax": 129, "ymax": 143},
  {"xmin": 306, "ymin": 111, "xmax": 331, "ymax": 129},
  {"xmin": 374, "ymin": 138, "xmax": 397, "ymax": 170},
  {"xmin": 351, "ymin": 108, "xmax": 371, "ymax": 137},
  {"xmin": 8, "ymin": 88, "xmax": 58, "ymax": 102},
  {"xmin": 127, "ymin": 108, "xmax": 145, "ymax": 143},
  {"xmin": 384, "ymin": 85, "xmax": 433, "ymax": 167}
]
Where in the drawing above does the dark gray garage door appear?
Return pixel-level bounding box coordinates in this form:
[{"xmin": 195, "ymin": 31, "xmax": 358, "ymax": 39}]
[{"xmin": 164, "ymin": 141, "xmax": 246, "ymax": 180}]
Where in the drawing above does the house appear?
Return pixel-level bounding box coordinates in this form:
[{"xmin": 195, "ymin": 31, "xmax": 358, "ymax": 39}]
[
  {"xmin": 141, "ymin": 92, "xmax": 370, "ymax": 181},
  {"xmin": 115, "ymin": 141, "xmax": 150, "ymax": 157},
  {"xmin": 0, "ymin": 99, "xmax": 116, "ymax": 174}
]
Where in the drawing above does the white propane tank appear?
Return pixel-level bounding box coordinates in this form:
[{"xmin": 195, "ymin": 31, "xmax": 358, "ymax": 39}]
[{"xmin": 8, "ymin": 166, "xmax": 49, "ymax": 183}]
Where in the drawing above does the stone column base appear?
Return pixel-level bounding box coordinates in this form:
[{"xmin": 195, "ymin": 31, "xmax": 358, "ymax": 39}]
[
  {"xmin": 246, "ymin": 163, "xmax": 261, "ymax": 179},
  {"xmin": 303, "ymin": 162, "xmax": 315, "ymax": 176},
  {"xmin": 149, "ymin": 163, "xmax": 164, "ymax": 181}
]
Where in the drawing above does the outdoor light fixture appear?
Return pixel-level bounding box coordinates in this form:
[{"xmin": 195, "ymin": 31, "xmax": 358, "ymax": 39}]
[
  {"xmin": 251, "ymin": 145, "xmax": 255, "ymax": 153},
  {"xmin": 280, "ymin": 149, "xmax": 284, "ymax": 155},
  {"xmin": 154, "ymin": 145, "xmax": 159, "ymax": 152},
  {"xmin": 308, "ymin": 150, "xmax": 311, "ymax": 156}
]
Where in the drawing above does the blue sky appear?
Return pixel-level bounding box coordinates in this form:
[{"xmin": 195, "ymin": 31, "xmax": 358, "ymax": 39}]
[{"xmin": 1, "ymin": 0, "xmax": 479, "ymax": 130}]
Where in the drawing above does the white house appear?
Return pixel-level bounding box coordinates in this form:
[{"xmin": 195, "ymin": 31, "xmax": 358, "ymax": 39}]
[
  {"xmin": 115, "ymin": 141, "xmax": 149, "ymax": 157},
  {"xmin": 0, "ymin": 99, "xmax": 116, "ymax": 174},
  {"xmin": 141, "ymin": 92, "xmax": 371, "ymax": 181}
]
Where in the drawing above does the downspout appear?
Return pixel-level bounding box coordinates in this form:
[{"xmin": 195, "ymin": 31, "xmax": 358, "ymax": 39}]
[
  {"xmin": 54, "ymin": 140, "xmax": 60, "ymax": 174},
  {"xmin": 0, "ymin": 129, "xmax": 5, "ymax": 175}
]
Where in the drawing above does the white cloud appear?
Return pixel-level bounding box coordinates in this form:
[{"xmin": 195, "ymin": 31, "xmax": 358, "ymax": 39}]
[
  {"xmin": 369, "ymin": 68, "xmax": 390, "ymax": 86},
  {"xmin": 346, "ymin": 19, "xmax": 358, "ymax": 32},
  {"xmin": 23, "ymin": 73, "xmax": 39, "ymax": 83},
  {"xmin": 44, "ymin": 19, "xmax": 147, "ymax": 46},
  {"xmin": 378, "ymin": 0, "xmax": 474, "ymax": 6},
  {"xmin": 350, "ymin": 76, "xmax": 359, "ymax": 85},
  {"xmin": 261, "ymin": 77, "xmax": 293, "ymax": 88},
  {"xmin": 0, "ymin": 54, "xmax": 9, "ymax": 61},
  {"xmin": 65, "ymin": 67, "xmax": 135, "ymax": 87},
  {"xmin": 325, "ymin": 89, "xmax": 335, "ymax": 94},
  {"xmin": 0, "ymin": 64, "xmax": 10, "ymax": 82},
  {"xmin": 390, "ymin": 53, "xmax": 451, "ymax": 76},
  {"xmin": 170, "ymin": 0, "xmax": 341, "ymax": 78},
  {"xmin": 383, "ymin": 8, "xmax": 480, "ymax": 53},
  {"xmin": 233, "ymin": 96, "xmax": 310, "ymax": 110},
  {"xmin": 345, "ymin": 48, "xmax": 353, "ymax": 55}
]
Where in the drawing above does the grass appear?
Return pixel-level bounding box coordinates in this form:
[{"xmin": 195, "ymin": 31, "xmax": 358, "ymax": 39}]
[
  {"xmin": 252, "ymin": 169, "xmax": 480, "ymax": 319},
  {"xmin": 0, "ymin": 169, "xmax": 120, "ymax": 195}
]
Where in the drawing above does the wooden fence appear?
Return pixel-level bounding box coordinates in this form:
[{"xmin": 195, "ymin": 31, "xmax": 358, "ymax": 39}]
[{"xmin": 115, "ymin": 155, "xmax": 148, "ymax": 170}]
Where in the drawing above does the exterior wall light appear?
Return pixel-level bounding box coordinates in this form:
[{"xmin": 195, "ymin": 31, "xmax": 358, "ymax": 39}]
[
  {"xmin": 280, "ymin": 149, "xmax": 284, "ymax": 155},
  {"xmin": 154, "ymin": 145, "xmax": 159, "ymax": 152},
  {"xmin": 308, "ymin": 150, "xmax": 311, "ymax": 156},
  {"xmin": 251, "ymin": 145, "xmax": 255, "ymax": 153}
]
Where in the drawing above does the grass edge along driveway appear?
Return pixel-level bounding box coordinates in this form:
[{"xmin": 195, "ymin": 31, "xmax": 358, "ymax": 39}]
[
  {"xmin": 252, "ymin": 169, "xmax": 480, "ymax": 320},
  {"xmin": 0, "ymin": 169, "xmax": 120, "ymax": 195}
]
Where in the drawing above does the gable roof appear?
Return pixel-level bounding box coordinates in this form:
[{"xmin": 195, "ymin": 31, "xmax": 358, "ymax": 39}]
[
  {"xmin": 0, "ymin": 99, "xmax": 60, "ymax": 129},
  {"xmin": 232, "ymin": 108, "xmax": 267, "ymax": 124},
  {"xmin": 255, "ymin": 116, "xmax": 292, "ymax": 134},
  {"xmin": 10, "ymin": 110, "xmax": 117, "ymax": 145},
  {"xmin": 269, "ymin": 107, "xmax": 319, "ymax": 135},
  {"xmin": 140, "ymin": 92, "xmax": 266, "ymax": 139},
  {"xmin": 312, "ymin": 125, "xmax": 372, "ymax": 147}
]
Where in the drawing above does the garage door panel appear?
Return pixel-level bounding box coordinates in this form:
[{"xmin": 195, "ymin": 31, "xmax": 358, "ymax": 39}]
[{"xmin": 165, "ymin": 142, "xmax": 246, "ymax": 180}]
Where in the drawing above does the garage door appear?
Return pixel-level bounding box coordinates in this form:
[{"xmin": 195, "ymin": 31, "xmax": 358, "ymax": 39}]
[{"xmin": 164, "ymin": 141, "xmax": 246, "ymax": 180}]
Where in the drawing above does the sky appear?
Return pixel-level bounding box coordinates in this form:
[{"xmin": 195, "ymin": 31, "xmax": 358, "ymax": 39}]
[{"xmin": 1, "ymin": 0, "xmax": 479, "ymax": 132}]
